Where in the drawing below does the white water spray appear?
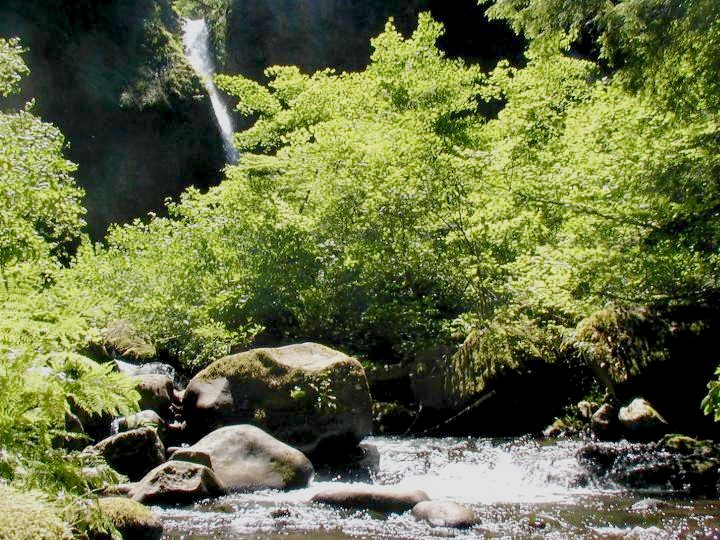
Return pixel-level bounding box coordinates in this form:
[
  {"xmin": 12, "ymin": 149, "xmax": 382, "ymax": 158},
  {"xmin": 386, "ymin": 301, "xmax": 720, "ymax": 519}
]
[{"xmin": 182, "ymin": 18, "xmax": 239, "ymax": 164}]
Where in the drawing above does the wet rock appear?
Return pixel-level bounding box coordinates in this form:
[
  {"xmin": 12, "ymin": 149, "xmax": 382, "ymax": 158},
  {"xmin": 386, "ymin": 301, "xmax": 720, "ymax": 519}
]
[
  {"xmin": 577, "ymin": 443, "xmax": 678, "ymax": 490},
  {"xmin": 131, "ymin": 461, "xmax": 227, "ymax": 505},
  {"xmin": 172, "ymin": 425, "xmax": 313, "ymax": 491},
  {"xmin": 135, "ymin": 374, "xmax": 176, "ymax": 418},
  {"xmin": 95, "ymin": 427, "xmax": 165, "ymax": 481},
  {"xmin": 618, "ymin": 398, "xmax": 669, "ymax": 441},
  {"xmin": 543, "ymin": 418, "xmax": 568, "ymax": 438},
  {"xmin": 115, "ymin": 410, "xmax": 164, "ymax": 434},
  {"xmin": 182, "ymin": 343, "xmax": 373, "ymax": 457},
  {"xmin": 101, "ymin": 483, "xmax": 137, "ymax": 497},
  {"xmin": 631, "ymin": 498, "xmax": 672, "ymax": 512},
  {"xmin": 412, "ymin": 501, "xmax": 479, "ymax": 528},
  {"xmin": 591, "ymin": 403, "xmax": 620, "ymax": 440},
  {"xmin": 95, "ymin": 497, "xmax": 162, "ymax": 540},
  {"xmin": 270, "ymin": 508, "xmax": 292, "ymax": 519},
  {"xmin": 577, "ymin": 400, "xmax": 598, "ymax": 420},
  {"xmin": 312, "ymin": 485, "xmax": 430, "ymax": 513}
]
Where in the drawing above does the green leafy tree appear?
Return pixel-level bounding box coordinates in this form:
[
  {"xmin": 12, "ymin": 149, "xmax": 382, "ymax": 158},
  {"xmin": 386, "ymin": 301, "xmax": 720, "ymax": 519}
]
[
  {"xmin": 0, "ymin": 39, "xmax": 139, "ymax": 538},
  {"xmin": 0, "ymin": 38, "xmax": 85, "ymax": 288},
  {"xmin": 70, "ymin": 14, "xmax": 488, "ymax": 365}
]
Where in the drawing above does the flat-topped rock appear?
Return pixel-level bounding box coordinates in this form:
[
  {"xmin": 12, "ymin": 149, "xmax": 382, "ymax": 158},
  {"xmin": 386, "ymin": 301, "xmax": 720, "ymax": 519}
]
[
  {"xmin": 412, "ymin": 501, "xmax": 479, "ymax": 528},
  {"xmin": 131, "ymin": 461, "xmax": 227, "ymax": 505},
  {"xmin": 311, "ymin": 485, "xmax": 430, "ymax": 513}
]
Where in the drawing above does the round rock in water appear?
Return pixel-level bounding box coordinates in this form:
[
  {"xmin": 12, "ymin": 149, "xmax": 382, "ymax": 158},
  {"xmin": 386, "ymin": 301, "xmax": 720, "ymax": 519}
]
[
  {"xmin": 412, "ymin": 501, "xmax": 479, "ymax": 528},
  {"xmin": 312, "ymin": 485, "xmax": 430, "ymax": 513},
  {"xmin": 172, "ymin": 425, "xmax": 313, "ymax": 491},
  {"xmin": 131, "ymin": 460, "xmax": 227, "ymax": 505}
]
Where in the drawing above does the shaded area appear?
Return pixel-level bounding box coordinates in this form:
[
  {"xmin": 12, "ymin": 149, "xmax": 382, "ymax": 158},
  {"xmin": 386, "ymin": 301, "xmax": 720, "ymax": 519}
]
[
  {"xmin": 0, "ymin": 0, "xmax": 226, "ymax": 238},
  {"xmin": 223, "ymin": 0, "xmax": 524, "ymax": 79}
]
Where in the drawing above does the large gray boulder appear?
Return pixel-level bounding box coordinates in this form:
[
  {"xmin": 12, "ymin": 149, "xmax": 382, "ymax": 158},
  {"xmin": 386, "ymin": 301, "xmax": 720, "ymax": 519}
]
[
  {"xmin": 311, "ymin": 485, "xmax": 430, "ymax": 513},
  {"xmin": 172, "ymin": 425, "xmax": 313, "ymax": 491},
  {"xmin": 131, "ymin": 461, "xmax": 227, "ymax": 505},
  {"xmin": 182, "ymin": 343, "xmax": 373, "ymax": 456},
  {"xmin": 412, "ymin": 501, "xmax": 479, "ymax": 528},
  {"xmin": 94, "ymin": 427, "xmax": 165, "ymax": 481}
]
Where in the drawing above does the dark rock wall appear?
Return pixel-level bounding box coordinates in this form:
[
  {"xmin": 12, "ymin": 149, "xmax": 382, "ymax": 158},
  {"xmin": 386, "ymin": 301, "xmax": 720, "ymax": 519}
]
[
  {"xmin": 222, "ymin": 0, "xmax": 524, "ymax": 79},
  {"xmin": 0, "ymin": 0, "xmax": 226, "ymax": 238}
]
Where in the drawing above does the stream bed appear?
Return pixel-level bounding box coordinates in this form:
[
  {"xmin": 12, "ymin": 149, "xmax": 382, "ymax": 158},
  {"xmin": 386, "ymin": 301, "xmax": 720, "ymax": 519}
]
[{"xmin": 158, "ymin": 436, "xmax": 720, "ymax": 539}]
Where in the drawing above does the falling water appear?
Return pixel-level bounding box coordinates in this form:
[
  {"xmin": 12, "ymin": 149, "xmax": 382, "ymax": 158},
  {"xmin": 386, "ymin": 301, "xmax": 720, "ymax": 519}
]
[{"xmin": 182, "ymin": 19, "xmax": 239, "ymax": 164}]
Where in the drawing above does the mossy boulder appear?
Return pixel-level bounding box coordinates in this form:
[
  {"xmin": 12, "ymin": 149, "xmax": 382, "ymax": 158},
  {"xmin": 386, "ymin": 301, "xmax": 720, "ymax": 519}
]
[
  {"xmin": 0, "ymin": 484, "xmax": 70, "ymax": 540},
  {"xmin": 182, "ymin": 343, "xmax": 373, "ymax": 457},
  {"xmin": 92, "ymin": 320, "xmax": 156, "ymax": 363},
  {"xmin": 95, "ymin": 497, "xmax": 162, "ymax": 540},
  {"xmin": 618, "ymin": 398, "xmax": 669, "ymax": 441}
]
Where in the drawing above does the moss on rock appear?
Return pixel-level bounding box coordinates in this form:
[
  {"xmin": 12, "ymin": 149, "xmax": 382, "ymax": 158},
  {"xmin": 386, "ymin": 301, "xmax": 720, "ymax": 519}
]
[
  {"xmin": 0, "ymin": 485, "xmax": 70, "ymax": 540},
  {"xmin": 184, "ymin": 343, "xmax": 373, "ymax": 455},
  {"xmin": 95, "ymin": 497, "xmax": 162, "ymax": 540}
]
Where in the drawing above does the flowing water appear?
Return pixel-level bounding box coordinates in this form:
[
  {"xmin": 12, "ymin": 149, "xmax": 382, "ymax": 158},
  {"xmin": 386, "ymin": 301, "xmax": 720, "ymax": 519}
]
[
  {"xmin": 182, "ymin": 19, "xmax": 239, "ymax": 164},
  {"xmin": 157, "ymin": 436, "xmax": 720, "ymax": 539}
]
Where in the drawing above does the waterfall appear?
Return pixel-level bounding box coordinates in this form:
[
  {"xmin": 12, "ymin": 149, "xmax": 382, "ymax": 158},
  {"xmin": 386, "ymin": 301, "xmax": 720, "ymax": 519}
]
[{"xmin": 182, "ymin": 19, "xmax": 239, "ymax": 164}]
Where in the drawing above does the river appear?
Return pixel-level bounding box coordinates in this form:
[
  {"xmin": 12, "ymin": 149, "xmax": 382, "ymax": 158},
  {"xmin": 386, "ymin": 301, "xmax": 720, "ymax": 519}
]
[{"xmin": 156, "ymin": 435, "xmax": 720, "ymax": 538}]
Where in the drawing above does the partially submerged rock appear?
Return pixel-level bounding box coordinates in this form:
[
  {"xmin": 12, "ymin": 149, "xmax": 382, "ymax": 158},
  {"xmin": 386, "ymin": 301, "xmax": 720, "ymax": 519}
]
[
  {"xmin": 182, "ymin": 343, "xmax": 372, "ymax": 456},
  {"xmin": 412, "ymin": 501, "xmax": 479, "ymax": 528},
  {"xmin": 131, "ymin": 461, "xmax": 227, "ymax": 505},
  {"xmin": 172, "ymin": 425, "xmax": 313, "ymax": 491},
  {"xmin": 95, "ymin": 427, "xmax": 165, "ymax": 481},
  {"xmin": 312, "ymin": 485, "xmax": 430, "ymax": 513},
  {"xmin": 96, "ymin": 497, "xmax": 163, "ymax": 540},
  {"xmin": 577, "ymin": 438, "xmax": 720, "ymax": 495}
]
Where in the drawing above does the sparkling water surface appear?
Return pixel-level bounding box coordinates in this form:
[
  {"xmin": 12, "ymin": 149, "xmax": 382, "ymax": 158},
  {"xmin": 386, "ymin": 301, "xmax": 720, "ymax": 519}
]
[{"xmin": 158, "ymin": 436, "xmax": 720, "ymax": 539}]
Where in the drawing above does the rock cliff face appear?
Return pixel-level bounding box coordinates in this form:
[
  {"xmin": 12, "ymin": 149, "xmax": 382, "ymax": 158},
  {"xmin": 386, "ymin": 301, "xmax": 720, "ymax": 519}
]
[
  {"xmin": 221, "ymin": 0, "xmax": 524, "ymax": 79},
  {"xmin": 0, "ymin": 0, "xmax": 226, "ymax": 238}
]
